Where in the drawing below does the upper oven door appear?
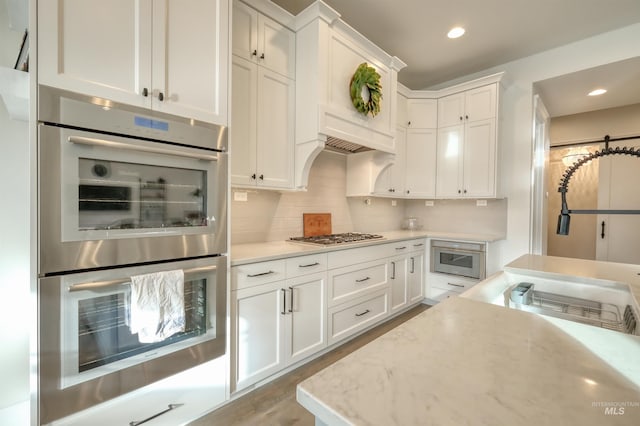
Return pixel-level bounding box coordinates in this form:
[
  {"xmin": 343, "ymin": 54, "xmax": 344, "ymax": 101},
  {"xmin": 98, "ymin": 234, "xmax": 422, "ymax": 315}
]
[{"xmin": 39, "ymin": 124, "xmax": 228, "ymax": 274}]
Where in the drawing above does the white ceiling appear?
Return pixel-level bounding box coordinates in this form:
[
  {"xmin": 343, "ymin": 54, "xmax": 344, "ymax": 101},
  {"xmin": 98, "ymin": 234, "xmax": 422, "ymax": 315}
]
[{"xmin": 272, "ymin": 0, "xmax": 640, "ymax": 117}]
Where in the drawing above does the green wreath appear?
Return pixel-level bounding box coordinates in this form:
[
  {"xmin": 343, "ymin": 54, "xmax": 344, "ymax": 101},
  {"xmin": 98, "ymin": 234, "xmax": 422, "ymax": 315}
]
[{"xmin": 349, "ymin": 63, "xmax": 382, "ymax": 117}]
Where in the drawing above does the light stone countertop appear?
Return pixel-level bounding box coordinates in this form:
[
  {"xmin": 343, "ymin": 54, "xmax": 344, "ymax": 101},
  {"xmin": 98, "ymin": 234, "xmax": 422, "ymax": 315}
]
[
  {"xmin": 230, "ymin": 230, "xmax": 504, "ymax": 266},
  {"xmin": 296, "ymin": 255, "xmax": 640, "ymax": 425}
]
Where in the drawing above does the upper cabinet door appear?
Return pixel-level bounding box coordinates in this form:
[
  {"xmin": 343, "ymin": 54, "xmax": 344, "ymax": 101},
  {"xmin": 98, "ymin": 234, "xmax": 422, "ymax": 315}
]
[
  {"xmin": 232, "ymin": 1, "xmax": 259, "ymax": 61},
  {"xmin": 39, "ymin": 0, "xmax": 229, "ymax": 125},
  {"xmin": 464, "ymin": 84, "xmax": 496, "ymax": 123},
  {"xmin": 437, "ymin": 92, "xmax": 465, "ymax": 128},
  {"xmin": 407, "ymin": 99, "xmax": 437, "ymax": 129},
  {"xmin": 39, "ymin": 0, "xmax": 153, "ymax": 109},
  {"xmin": 257, "ymin": 14, "xmax": 295, "ymax": 78},
  {"xmin": 153, "ymin": 0, "xmax": 229, "ymax": 124}
]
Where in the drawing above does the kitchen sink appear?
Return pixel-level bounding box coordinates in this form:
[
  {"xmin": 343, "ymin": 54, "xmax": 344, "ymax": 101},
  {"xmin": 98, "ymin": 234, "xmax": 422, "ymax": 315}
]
[{"xmin": 479, "ymin": 272, "xmax": 639, "ymax": 336}]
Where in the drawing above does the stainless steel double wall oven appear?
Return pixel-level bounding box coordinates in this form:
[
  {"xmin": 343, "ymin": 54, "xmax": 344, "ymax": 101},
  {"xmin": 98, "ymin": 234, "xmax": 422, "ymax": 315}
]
[{"xmin": 37, "ymin": 86, "xmax": 228, "ymax": 423}]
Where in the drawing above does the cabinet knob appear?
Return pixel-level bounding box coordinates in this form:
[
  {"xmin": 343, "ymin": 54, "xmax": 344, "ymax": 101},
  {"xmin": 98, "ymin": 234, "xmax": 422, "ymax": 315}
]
[
  {"xmin": 251, "ymin": 173, "xmax": 256, "ymax": 180},
  {"xmin": 388, "ymin": 188, "xmax": 393, "ymax": 192},
  {"xmin": 158, "ymin": 92, "xmax": 164, "ymax": 102},
  {"xmin": 406, "ymin": 190, "xmax": 410, "ymax": 194},
  {"xmin": 260, "ymin": 53, "xmax": 265, "ymax": 59},
  {"xmin": 458, "ymin": 189, "xmax": 462, "ymax": 194},
  {"xmin": 459, "ymin": 116, "xmax": 463, "ymax": 121},
  {"xmin": 465, "ymin": 115, "xmax": 469, "ymax": 120},
  {"xmin": 464, "ymin": 189, "xmax": 467, "ymax": 194},
  {"xmin": 252, "ymin": 49, "xmax": 257, "ymax": 56},
  {"xmin": 142, "ymin": 87, "xmax": 149, "ymax": 97},
  {"xmin": 408, "ymin": 121, "xmax": 411, "ymax": 126},
  {"xmin": 259, "ymin": 174, "xmax": 264, "ymax": 180}
]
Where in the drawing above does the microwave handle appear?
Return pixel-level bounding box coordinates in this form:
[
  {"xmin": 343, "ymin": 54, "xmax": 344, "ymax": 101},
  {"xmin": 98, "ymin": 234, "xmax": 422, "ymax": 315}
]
[
  {"xmin": 68, "ymin": 136, "xmax": 218, "ymax": 162},
  {"xmin": 67, "ymin": 265, "xmax": 217, "ymax": 292}
]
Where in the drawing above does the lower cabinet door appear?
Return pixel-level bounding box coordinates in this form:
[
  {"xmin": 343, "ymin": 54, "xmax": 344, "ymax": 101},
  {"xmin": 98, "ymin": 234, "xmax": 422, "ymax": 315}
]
[
  {"xmin": 407, "ymin": 253, "xmax": 425, "ymax": 303},
  {"xmin": 232, "ymin": 282, "xmax": 286, "ymax": 391},
  {"xmin": 287, "ymin": 272, "xmax": 327, "ymax": 365},
  {"xmin": 389, "ymin": 256, "xmax": 408, "ymax": 313}
]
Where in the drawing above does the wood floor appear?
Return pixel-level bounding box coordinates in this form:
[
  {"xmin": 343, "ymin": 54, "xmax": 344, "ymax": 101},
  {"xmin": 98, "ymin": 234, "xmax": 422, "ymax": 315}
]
[{"xmin": 190, "ymin": 303, "xmax": 430, "ymax": 426}]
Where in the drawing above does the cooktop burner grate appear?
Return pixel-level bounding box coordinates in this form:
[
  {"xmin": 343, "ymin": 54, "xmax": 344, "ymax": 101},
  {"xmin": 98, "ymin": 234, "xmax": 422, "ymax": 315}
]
[{"xmin": 289, "ymin": 232, "xmax": 384, "ymax": 245}]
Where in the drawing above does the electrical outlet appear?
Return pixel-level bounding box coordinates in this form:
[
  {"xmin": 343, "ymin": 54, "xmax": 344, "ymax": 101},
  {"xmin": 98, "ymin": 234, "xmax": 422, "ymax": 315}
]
[
  {"xmin": 476, "ymin": 199, "xmax": 488, "ymax": 207},
  {"xmin": 424, "ymin": 200, "xmax": 434, "ymax": 207},
  {"xmin": 234, "ymin": 191, "xmax": 248, "ymax": 202},
  {"xmin": 391, "ymin": 200, "xmax": 397, "ymax": 207}
]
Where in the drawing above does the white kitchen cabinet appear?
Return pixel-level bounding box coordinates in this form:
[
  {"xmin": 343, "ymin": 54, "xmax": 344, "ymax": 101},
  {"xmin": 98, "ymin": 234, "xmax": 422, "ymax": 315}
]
[
  {"xmin": 436, "ymin": 83, "xmax": 498, "ymax": 198},
  {"xmin": 407, "ymin": 99, "xmax": 437, "ymax": 129},
  {"xmin": 232, "ymin": 1, "xmax": 295, "ymax": 79},
  {"xmin": 407, "ymin": 252, "xmax": 425, "ymax": 303},
  {"xmin": 375, "ymin": 126, "xmax": 406, "ymax": 196},
  {"xmin": 437, "ymin": 84, "xmax": 496, "ymax": 128},
  {"xmin": 231, "ymin": 56, "xmax": 294, "ymax": 188},
  {"xmin": 232, "ymin": 281, "xmax": 286, "ymax": 391},
  {"xmin": 405, "ymin": 128, "xmax": 437, "ymax": 198},
  {"xmin": 389, "ymin": 255, "xmax": 408, "ymax": 313},
  {"xmin": 232, "ymin": 261, "xmax": 326, "ymax": 391},
  {"xmin": 375, "ymin": 128, "xmax": 437, "ymax": 199},
  {"xmin": 38, "ymin": 0, "xmax": 229, "ymax": 125},
  {"xmin": 389, "ymin": 240, "xmax": 426, "ymax": 313},
  {"xmin": 427, "ymin": 272, "xmax": 479, "ymax": 302}
]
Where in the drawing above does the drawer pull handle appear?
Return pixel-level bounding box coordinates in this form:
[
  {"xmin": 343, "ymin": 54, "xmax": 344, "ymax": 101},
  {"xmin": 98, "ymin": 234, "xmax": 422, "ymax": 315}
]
[
  {"xmin": 130, "ymin": 403, "xmax": 184, "ymax": 426},
  {"xmin": 395, "ymin": 246, "xmax": 407, "ymax": 250},
  {"xmin": 288, "ymin": 286, "xmax": 294, "ymax": 313},
  {"xmin": 355, "ymin": 277, "xmax": 370, "ymax": 283},
  {"xmin": 281, "ymin": 288, "xmax": 287, "ymax": 315},
  {"xmin": 447, "ymin": 283, "xmax": 465, "ymax": 288},
  {"xmin": 413, "ymin": 243, "xmax": 424, "ymax": 247},
  {"xmin": 355, "ymin": 309, "xmax": 371, "ymax": 317},
  {"xmin": 247, "ymin": 270, "xmax": 275, "ymax": 278},
  {"xmin": 299, "ymin": 262, "xmax": 320, "ymax": 268}
]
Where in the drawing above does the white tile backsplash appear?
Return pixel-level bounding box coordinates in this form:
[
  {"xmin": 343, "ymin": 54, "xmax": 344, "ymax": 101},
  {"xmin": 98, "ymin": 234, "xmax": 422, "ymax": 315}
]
[{"xmin": 231, "ymin": 151, "xmax": 508, "ymax": 244}]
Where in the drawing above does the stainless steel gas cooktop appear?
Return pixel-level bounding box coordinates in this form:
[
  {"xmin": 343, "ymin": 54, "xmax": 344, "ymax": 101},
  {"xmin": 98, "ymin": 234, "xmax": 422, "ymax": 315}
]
[{"xmin": 289, "ymin": 232, "xmax": 384, "ymax": 246}]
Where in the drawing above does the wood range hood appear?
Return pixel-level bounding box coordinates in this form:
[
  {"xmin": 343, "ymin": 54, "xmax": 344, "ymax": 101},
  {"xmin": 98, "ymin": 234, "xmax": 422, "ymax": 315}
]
[{"xmin": 292, "ymin": 0, "xmax": 406, "ymax": 190}]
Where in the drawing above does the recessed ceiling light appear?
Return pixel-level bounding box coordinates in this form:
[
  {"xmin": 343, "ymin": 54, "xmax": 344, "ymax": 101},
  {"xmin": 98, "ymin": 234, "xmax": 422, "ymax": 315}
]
[
  {"xmin": 447, "ymin": 27, "xmax": 465, "ymax": 39},
  {"xmin": 588, "ymin": 88, "xmax": 607, "ymax": 96}
]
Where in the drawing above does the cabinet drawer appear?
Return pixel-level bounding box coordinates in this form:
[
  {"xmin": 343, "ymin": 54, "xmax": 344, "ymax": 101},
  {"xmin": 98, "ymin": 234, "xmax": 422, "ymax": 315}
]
[
  {"xmin": 328, "ymin": 260, "xmax": 388, "ymax": 306},
  {"xmin": 428, "ymin": 273, "xmax": 479, "ymax": 293},
  {"xmin": 389, "ymin": 239, "xmax": 426, "ymax": 255},
  {"xmin": 232, "ymin": 260, "xmax": 286, "ymax": 290},
  {"xmin": 285, "ymin": 253, "xmax": 327, "ymax": 278},
  {"xmin": 328, "ymin": 289, "xmax": 389, "ymax": 345},
  {"xmin": 327, "ymin": 244, "xmax": 390, "ymax": 269},
  {"xmin": 428, "ymin": 286, "xmax": 460, "ymax": 302}
]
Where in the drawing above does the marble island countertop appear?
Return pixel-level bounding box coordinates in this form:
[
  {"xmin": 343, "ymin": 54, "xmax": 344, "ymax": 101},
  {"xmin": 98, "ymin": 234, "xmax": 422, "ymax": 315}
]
[
  {"xmin": 296, "ymin": 255, "xmax": 640, "ymax": 425},
  {"xmin": 230, "ymin": 230, "xmax": 504, "ymax": 266}
]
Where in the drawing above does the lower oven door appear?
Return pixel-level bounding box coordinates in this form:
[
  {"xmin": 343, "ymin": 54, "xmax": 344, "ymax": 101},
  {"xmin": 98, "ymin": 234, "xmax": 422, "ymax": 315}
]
[
  {"xmin": 39, "ymin": 123, "xmax": 227, "ymax": 274},
  {"xmin": 38, "ymin": 256, "xmax": 226, "ymax": 424}
]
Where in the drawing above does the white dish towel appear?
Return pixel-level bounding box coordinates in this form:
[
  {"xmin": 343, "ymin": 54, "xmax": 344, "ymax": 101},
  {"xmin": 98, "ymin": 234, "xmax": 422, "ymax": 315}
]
[{"xmin": 129, "ymin": 269, "xmax": 186, "ymax": 343}]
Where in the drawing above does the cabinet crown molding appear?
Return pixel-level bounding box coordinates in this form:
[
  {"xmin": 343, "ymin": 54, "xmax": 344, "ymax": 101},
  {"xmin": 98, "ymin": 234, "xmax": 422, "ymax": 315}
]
[{"xmin": 294, "ymin": 0, "xmax": 341, "ymax": 30}]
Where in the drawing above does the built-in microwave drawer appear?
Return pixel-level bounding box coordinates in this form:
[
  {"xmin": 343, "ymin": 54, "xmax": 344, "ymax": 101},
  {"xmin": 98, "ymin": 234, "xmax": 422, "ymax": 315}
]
[
  {"xmin": 327, "ymin": 260, "xmax": 388, "ymax": 307},
  {"xmin": 327, "ymin": 288, "xmax": 389, "ymax": 345}
]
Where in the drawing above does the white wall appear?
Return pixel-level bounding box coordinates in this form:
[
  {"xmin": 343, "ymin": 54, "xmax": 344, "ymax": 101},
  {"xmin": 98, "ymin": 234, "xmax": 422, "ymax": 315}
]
[
  {"xmin": 0, "ymin": 0, "xmax": 30, "ymax": 416},
  {"xmin": 231, "ymin": 151, "xmax": 406, "ymax": 244},
  {"xmin": 428, "ymin": 23, "xmax": 640, "ymax": 267}
]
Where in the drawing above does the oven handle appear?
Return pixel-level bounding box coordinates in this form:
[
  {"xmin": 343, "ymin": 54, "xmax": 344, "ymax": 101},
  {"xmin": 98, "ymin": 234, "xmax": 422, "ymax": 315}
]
[
  {"xmin": 68, "ymin": 136, "xmax": 219, "ymax": 161},
  {"xmin": 67, "ymin": 265, "xmax": 217, "ymax": 292}
]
